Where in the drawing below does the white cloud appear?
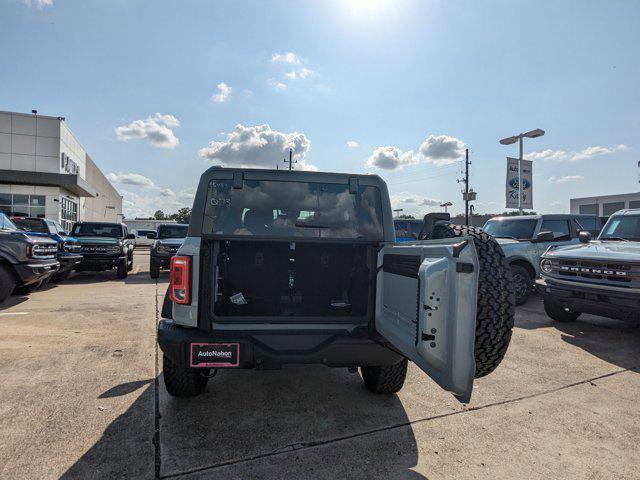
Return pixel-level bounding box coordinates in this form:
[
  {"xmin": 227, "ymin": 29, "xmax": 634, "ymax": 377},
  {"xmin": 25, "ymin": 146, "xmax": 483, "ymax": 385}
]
[
  {"xmin": 347, "ymin": 140, "xmax": 360, "ymax": 149},
  {"xmin": 418, "ymin": 135, "xmax": 465, "ymax": 166},
  {"xmin": 527, "ymin": 149, "xmax": 568, "ymax": 161},
  {"xmin": 198, "ymin": 124, "xmax": 316, "ymax": 170},
  {"xmin": 366, "ymin": 133, "xmax": 465, "ymax": 171},
  {"xmin": 529, "ymin": 144, "xmax": 630, "ymax": 162},
  {"xmin": 271, "ymin": 52, "xmax": 301, "ymax": 65},
  {"xmin": 107, "ymin": 172, "xmax": 155, "ymax": 188},
  {"xmin": 366, "ymin": 146, "xmax": 419, "ymax": 171},
  {"xmin": 159, "ymin": 188, "xmax": 176, "ymax": 197},
  {"xmin": 548, "ymin": 175, "xmax": 584, "ymax": 184},
  {"xmin": 212, "ymin": 82, "xmax": 232, "ymax": 103},
  {"xmin": 115, "ymin": 113, "xmax": 180, "ymax": 149},
  {"xmin": 23, "ymin": 0, "xmax": 53, "ymax": 8},
  {"xmin": 121, "ymin": 190, "xmax": 192, "ymax": 220},
  {"xmin": 391, "ymin": 192, "xmax": 441, "ymax": 207},
  {"xmin": 178, "ymin": 188, "xmax": 196, "ymax": 201},
  {"xmin": 285, "ymin": 67, "xmax": 313, "ymax": 80}
]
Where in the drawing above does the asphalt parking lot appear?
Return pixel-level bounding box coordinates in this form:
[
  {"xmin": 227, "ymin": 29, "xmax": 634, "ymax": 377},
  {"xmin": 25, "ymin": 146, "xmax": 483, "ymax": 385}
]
[{"xmin": 1, "ymin": 250, "xmax": 639, "ymax": 479}]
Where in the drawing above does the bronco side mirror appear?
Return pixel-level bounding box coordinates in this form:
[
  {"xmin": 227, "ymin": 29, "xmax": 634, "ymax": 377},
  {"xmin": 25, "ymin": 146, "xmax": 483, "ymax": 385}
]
[
  {"xmin": 578, "ymin": 231, "xmax": 592, "ymax": 243},
  {"xmin": 535, "ymin": 231, "xmax": 554, "ymax": 242}
]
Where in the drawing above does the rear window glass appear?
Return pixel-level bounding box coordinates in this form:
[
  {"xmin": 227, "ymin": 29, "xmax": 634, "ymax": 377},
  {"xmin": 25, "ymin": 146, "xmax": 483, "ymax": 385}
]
[
  {"xmin": 72, "ymin": 223, "xmax": 123, "ymax": 238},
  {"xmin": 158, "ymin": 225, "xmax": 188, "ymax": 239},
  {"xmin": 203, "ymin": 179, "xmax": 384, "ymax": 240}
]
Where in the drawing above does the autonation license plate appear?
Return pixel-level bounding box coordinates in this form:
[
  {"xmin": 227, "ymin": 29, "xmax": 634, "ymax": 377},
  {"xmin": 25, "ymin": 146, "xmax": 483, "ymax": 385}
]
[{"xmin": 190, "ymin": 343, "xmax": 240, "ymax": 368}]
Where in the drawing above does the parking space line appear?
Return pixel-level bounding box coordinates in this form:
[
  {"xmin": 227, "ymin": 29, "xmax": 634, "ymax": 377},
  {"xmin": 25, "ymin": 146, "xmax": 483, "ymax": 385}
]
[
  {"xmin": 0, "ymin": 312, "xmax": 29, "ymax": 316},
  {"xmin": 158, "ymin": 365, "xmax": 640, "ymax": 479}
]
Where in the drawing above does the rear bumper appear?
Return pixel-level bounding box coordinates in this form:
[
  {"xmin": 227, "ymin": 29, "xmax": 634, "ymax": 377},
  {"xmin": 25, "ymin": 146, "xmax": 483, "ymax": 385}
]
[
  {"xmin": 157, "ymin": 319, "xmax": 404, "ymax": 369},
  {"xmin": 14, "ymin": 259, "xmax": 60, "ymax": 285},
  {"xmin": 76, "ymin": 255, "xmax": 125, "ymax": 271},
  {"xmin": 537, "ymin": 277, "xmax": 640, "ymax": 321}
]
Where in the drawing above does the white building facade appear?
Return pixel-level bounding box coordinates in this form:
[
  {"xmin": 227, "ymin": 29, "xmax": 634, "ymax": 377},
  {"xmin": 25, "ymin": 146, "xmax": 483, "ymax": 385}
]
[
  {"xmin": 570, "ymin": 192, "xmax": 640, "ymax": 217},
  {"xmin": 0, "ymin": 111, "xmax": 122, "ymax": 232}
]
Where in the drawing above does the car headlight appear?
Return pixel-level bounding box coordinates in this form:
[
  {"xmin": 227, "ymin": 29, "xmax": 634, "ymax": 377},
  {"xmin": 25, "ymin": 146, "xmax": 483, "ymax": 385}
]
[
  {"xmin": 540, "ymin": 258, "xmax": 553, "ymax": 274},
  {"xmin": 108, "ymin": 245, "xmax": 122, "ymax": 254}
]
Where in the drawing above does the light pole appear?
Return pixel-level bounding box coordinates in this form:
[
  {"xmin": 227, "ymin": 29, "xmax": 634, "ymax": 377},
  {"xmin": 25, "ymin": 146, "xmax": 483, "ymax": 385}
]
[
  {"xmin": 440, "ymin": 201, "xmax": 453, "ymax": 213},
  {"xmin": 393, "ymin": 208, "xmax": 403, "ymax": 218},
  {"xmin": 499, "ymin": 128, "xmax": 545, "ymax": 215}
]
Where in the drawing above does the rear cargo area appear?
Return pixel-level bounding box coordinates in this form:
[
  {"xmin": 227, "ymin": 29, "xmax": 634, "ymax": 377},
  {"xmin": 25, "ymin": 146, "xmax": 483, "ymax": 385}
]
[{"xmin": 211, "ymin": 240, "xmax": 375, "ymax": 319}]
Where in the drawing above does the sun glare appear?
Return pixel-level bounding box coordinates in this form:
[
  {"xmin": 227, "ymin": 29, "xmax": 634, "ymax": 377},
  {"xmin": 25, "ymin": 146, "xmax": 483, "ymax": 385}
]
[{"xmin": 348, "ymin": 0, "xmax": 393, "ymax": 14}]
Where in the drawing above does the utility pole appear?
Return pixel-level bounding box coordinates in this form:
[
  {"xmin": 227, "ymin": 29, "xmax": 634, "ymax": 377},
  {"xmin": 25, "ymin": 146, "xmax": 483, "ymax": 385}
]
[
  {"xmin": 458, "ymin": 149, "xmax": 473, "ymax": 225},
  {"xmin": 284, "ymin": 148, "xmax": 296, "ymax": 171}
]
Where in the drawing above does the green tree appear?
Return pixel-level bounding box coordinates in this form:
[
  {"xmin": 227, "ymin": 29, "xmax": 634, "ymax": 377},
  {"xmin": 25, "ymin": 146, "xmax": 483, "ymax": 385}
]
[
  {"xmin": 154, "ymin": 210, "xmax": 166, "ymax": 220},
  {"xmin": 168, "ymin": 207, "xmax": 191, "ymax": 224},
  {"xmin": 397, "ymin": 214, "xmax": 415, "ymax": 219}
]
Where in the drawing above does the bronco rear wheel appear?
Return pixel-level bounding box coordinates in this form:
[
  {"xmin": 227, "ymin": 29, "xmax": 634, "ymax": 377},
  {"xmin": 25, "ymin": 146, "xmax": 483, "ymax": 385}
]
[
  {"xmin": 361, "ymin": 359, "xmax": 408, "ymax": 394},
  {"xmin": 0, "ymin": 265, "xmax": 15, "ymax": 303},
  {"xmin": 432, "ymin": 224, "xmax": 515, "ymax": 378},
  {"xmin": 163, "ymin": 354, "xmax": 209, "ymax": 397}
]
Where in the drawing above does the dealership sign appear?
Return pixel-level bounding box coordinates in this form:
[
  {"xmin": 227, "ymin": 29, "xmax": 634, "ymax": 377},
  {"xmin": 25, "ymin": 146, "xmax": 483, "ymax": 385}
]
[
  {"xmin": 61, "ymin": 152, "xmax": 80, "ymax": 175},
  {"xmin": 505, "ymin": 157, "xmax": 533, "ymax": 209}
]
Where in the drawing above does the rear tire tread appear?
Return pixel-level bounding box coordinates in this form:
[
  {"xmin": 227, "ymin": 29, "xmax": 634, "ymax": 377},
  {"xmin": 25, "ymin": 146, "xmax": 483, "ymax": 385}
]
[
  {"xmin": 163, "ymin": 353, "xmax": 208, "ymax": 397},
  {"xmin": 361, "ymin": 359, "xmax": 408, "ymax": 394},
  {"xmin": 432, "ymin": 224, "xmax": 515, "ymax": 378}
]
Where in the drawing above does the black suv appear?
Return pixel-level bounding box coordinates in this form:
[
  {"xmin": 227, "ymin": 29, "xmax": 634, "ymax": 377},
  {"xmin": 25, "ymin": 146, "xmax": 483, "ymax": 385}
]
[
  {"xmin": 71, "ymin": 222, "xmax": 135, "ymax": 279},
  {"xmin": 0, "ymin": 213, "xmax": 59, "ymax": 304},
  {"xmin": 149, "ymin": 223, "xmax": 188, "ymax": 279}
]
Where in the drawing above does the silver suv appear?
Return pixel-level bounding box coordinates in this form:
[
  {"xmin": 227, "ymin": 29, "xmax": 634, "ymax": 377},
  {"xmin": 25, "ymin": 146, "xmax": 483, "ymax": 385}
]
[
  {"xmin": 157, "ymin": 168, "xmax": 515, "ymax": 403},
  {"xmin": 483, "ymin": 214, "xmax": 603, "ymax": 305}
]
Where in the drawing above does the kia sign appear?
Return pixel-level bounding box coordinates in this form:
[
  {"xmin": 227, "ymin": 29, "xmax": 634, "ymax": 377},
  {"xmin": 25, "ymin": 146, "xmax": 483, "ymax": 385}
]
[{"xmin": 505, "ymin": 157, "xmax": 533, "ymax": 210}]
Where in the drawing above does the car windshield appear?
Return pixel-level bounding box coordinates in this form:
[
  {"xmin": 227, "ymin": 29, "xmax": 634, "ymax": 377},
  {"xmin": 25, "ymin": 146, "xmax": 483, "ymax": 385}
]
[
  {"xmin": 137, "ymin": 230, "xmax": 156, "ymax": 237},
  {"xmin": 0, "ymin": 213, "xmax": 18, "ymax": 231},
  {"xmin": 72, "ymin": 223, "xmax": 123, "ymax": 238},
  {"xmin": 203, "ymin": 179, "xmax": 384, "ymax": 240},
  {"xmin": 483, "ymin": 219, "xmax": 537, "ymax": 240},
  {"xmin": 158, "ymin": 225, "xmax": 188, "ymax": 239},
  {"xmin": 12, "ymin": 218, "xmax": 48, "ymax": 233},
  {"xmin": 599, "ymin": 214, "xmax": 640, "ymax": 241}
]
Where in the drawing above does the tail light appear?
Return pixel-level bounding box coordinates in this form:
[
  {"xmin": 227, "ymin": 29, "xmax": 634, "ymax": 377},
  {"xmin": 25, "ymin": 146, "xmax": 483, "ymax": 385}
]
[{"xmin": 170, "ymin": 256, "xmax": 191, "ymax": 304}]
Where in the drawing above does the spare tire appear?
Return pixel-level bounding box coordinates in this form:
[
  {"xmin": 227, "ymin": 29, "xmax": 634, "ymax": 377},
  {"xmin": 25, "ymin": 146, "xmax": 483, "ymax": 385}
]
[{"xmin": 432, "ymin": 224, "xmax": 515, "ymax": 378}]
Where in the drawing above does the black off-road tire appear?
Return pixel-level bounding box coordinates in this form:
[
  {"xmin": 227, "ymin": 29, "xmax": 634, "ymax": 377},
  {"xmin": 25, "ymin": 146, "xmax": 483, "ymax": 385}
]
[
  {"xmin": 50, "ymin": 269, "xmax": 72, "ymax": 283},
  {"xmin": 127, "ymin": 253, "xmax": 133, "ymax": 272},
  {"xmin": 150, "ymin": 260, "xmax": 160, "ymax": 279},
  {"xmin": 163, "ymin": 354, "xmax": 209, "ymax": 397},
  {"xmin": 432, "ymin": 224, "xmax": 515, "ymax": 378},
  {"xmin": 116, "ymin": 260, "xmax": 128, "ymax": 279},
  {"xmin": 543, "ymin": 296, "xmax": 581, "ymax": 323},
  {"xmin": 510, "ymin": 264, "xmax": 532, "ymax": 306},
  {"xmin": 361, "ymin": 359, "xmax": 408, "ymax": 394},
  {"xmin": 0, "ymin": 264, "xmax": 16, "ymax": 303}
]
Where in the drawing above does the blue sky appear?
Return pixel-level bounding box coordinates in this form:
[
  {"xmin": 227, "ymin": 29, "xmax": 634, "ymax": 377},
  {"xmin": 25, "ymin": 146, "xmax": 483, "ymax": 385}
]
[{"xmin": 1, "ymin": 0, "xmax": 639, "ymax": 218}]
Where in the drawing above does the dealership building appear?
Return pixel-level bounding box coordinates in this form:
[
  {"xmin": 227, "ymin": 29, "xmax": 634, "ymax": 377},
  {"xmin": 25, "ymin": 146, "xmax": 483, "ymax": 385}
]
[
  {"xmin": 570, "ymin": 192, "xmax": 640, "ymax": 217},
  {"xmin": 0, "ymin": 110, "xmax": 122, "ymax": 232}
]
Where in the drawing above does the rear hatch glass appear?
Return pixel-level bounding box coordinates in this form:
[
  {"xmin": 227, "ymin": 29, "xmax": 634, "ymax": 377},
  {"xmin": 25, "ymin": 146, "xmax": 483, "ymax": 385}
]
[{"xmin": 203, "ymin": 179, "xmax": 384, "ymax": 240}]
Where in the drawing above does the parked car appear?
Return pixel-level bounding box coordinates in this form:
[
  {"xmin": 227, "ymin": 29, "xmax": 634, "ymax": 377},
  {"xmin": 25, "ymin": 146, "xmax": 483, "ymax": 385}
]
[
  {"xmin": 538, "ymin": 209, "xmax": 640, "ymax": 324},
  {"xmin": 149, "ymin": 223, "xmax": 188, "ymax": 279},
  {"xmin": 483, "ymin": 214, "xmax": 603, "ymax": 305},
  {"xmin": 11, "ymin": 217, "xmax": 83, "ymax": 283},
  {"xmin": 157, "ymin": 167, "xmax": 514, "ymax": 402},
  {"xmin": 133, "ymin": 229, "xmax": 157, "ymax": 248},
  {"xmin": 394, "ymin": 219, "xmax": 424, "ymax": 242},
  {"xmin": 70, "ymin": 222, "xmax": 135, "ymax": 279},
  {"xmin": 0, "ymin": 213, "xmax": 59, "ymax": 304}
]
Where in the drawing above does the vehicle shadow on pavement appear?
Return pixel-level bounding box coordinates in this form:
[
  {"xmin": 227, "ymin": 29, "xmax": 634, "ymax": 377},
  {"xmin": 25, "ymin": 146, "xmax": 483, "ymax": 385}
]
[
  {"xmin": 61, "ymin": 367, "xmax": 428, "ymax": 480},
  {"xmin": 516, "ymin": 298, "xmax": 640, "ymax": 372},
  {"xmin": 0, "ymin": 293, "xmax": 29, "ymax": 311},
  {"xmin": 63, "ymin": 270, "xmax": 158, "ymax": 286}
]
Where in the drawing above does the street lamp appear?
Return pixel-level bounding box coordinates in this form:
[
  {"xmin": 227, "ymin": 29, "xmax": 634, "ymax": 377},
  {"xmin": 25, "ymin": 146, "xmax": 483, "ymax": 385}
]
[
  {"xmin": 440, "ymin": 201, "xmax": 453, "ymax": 213},
  {"xmin": 393, "ymin": 208, "xmax": 403, "ymax": 218},
  {"xmin": 499, "ymin": 128, "xmax": 545, "ymax": 214}
]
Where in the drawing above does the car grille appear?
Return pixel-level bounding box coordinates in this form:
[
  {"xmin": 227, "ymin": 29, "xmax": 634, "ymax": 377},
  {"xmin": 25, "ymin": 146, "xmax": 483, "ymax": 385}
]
[
  {"xmin": 550, "ymin": 258, "xmax": 640, "ymax": 285},
  {"xmin": 82, "ymin": 245, "xmax": 120, "ymax": 255},
  {"xmin": 31, "ymin": 244, "xmax": 58, "ymax": 259}
]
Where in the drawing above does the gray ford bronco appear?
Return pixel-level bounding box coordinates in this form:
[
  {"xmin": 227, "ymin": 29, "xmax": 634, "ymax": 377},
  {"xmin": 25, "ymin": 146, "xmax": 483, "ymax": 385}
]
[
  {"xmin": 538, "ymin": 209, "xmax": 640, "ymax": 324},
  {"xmin": 157, "ymin": 168, "xmax": 515, "ymax": 403}
]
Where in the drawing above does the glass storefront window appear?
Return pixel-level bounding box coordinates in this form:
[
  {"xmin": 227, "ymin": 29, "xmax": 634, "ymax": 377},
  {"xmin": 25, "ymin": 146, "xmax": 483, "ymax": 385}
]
[{"xmin": 0, "ymin": 194, "xmax": 47, "ymax": 218}]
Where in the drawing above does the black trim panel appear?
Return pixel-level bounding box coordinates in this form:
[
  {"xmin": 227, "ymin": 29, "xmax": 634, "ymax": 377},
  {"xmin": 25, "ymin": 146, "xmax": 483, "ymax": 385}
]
[{"xmin": 383, "ymin": 254, "xmax": 421, "ymax": 278}]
